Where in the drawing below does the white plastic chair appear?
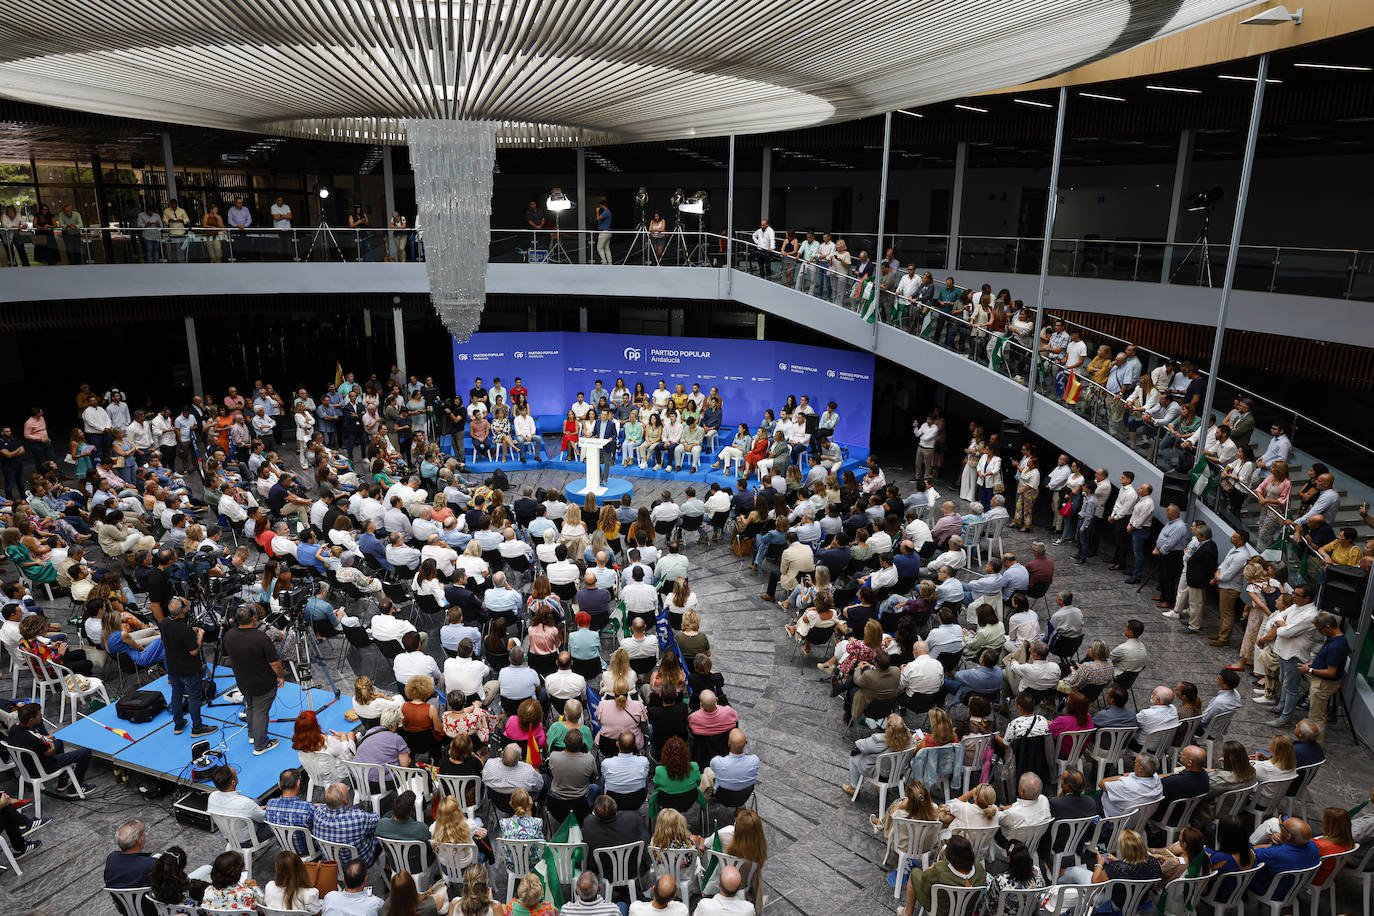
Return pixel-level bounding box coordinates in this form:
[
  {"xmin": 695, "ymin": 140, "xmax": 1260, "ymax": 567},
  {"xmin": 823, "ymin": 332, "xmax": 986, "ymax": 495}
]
[
  {"xmin": 209, "ymin": 812, "xmax": 276, "ymax": 875},
  {"xmin": 148, "ymin": 900, "xmax": 199, "ymax": 916},
  {"xmin": 377, "ymin": 836, "xmax": 435, "ymax": 888},
  {"xmin": 296, "ymin": 753, "xmax": 335, "ymax": 803},
  {"xmin": 593, "ymin": 840, "xmax": 645, "ymax": 903},
  {"xmin": 1043, "ymin": 881, "xmax": 1104, "ymax": 916},
  {"xmin": 987, "ymin": 886, "xmax": 1049, "ymax": 916},
  {"xmin": 1158, "ymin": 872, "xmax": 1211, "ymax": 915},
  {"xmin": 1199, "ymin": 862, "xmax": 1263, "ymax": 915},
  {"xmin": 1248, "ymin": 773, "xmax": 1300, "ymax": 824},
  {"xmin": 1348, "ymin": 843, "xmax": 1374, "ymax": 916},
  {"xmin": 313, "ymin": 836, "xmax": 363, "ymax": 874},
  {"xmin": 265, "ymin": 822, "xmax": 319, "ymax": 861},
  {"xmin": 1085, "ymin": 810, "xmax": 1134, "ymax": 858},
  {"xmin": 343, "ymin": 758, "xmax": 394, "ymax": 813},
  {"xmin": 544, "ymin": 840, "xmax": 588, "ymax": 898},
  {"xmin": 981, "ymin": 515, "xmax": 1007, "ymax": 559},
  {"xmin": 850, "ymin": 746, "xmax": 914, "ymax": 814},
  {"xmin": 433, "ymin": 772, "xmax": 485, "ymax": 821},
  {"xmin": 957, "ymin": 733, "xmax": 994, "ymax": 793},
  {"xmin": 885, "ymin": 817, "xmax": 941, "ymax": 900},
  {"xmin": 963, "ymin": 520, "xmax": 988, "ymax": 569},
  {"xmin": 3, "ymin": 739, "xmax": 85, "ymax": 817},
  {"xmin": 495, "ymin": 837, "xmax": 546, "ymax": 900},
  {"xmin": 386, "ymin": 762, "xmax": 433, "ymax": 819},
  {"xmin": 1054, "ymin": 728, "xmax": 1095, "ymax": 780},
  {"xmin": 648, "ymin": 844, "xmax": 698, "ymax": 907},
  {"xmin": 1308, "ymin": 842, "xmax": 1360, "ymax": 916},
  {"xmin": 1086, "ymin": 726, "xmax": 1137, "ymax": 779},
  {"xmin": 1213, "ymin": 784, "xmax": 1251, "ymax": 819},
  {"xmin": 432, "ymin": 841, "xmax": 479, "ymax": 887},
  {"xmin": 997, "ymin": 818, "xmax": 1050, "ymax": 861},
  {"xmin": 923, "ymin": 882, "xmax": 988, "ymax": 916},
  {"xmin": 258, "ymin": 907, "xmax": 316, "ymax": 916},
  {"xmin": 1166, "ymin": 714, "xmax": 1204, "ymax": 771},
  {"xmin": 703, "ymin": 848, "xmax": 760, "ymax": 905},
  {"xmin": 1286, "ymin": 761, "xmax": 1324, "ymax": 820},
  {"xmin": 948, "ymin": 824, "xmax": 999, "ymax": 861},
  {"xmin": 1043, "ymin": 814, "xmax": 1098, "ymax": 880},
  {"xmin": 1200, "ymin": 709, "xmax": 1236, "ymax": 766},
  {"xmin": 46, "ymin": 657, "xmax": 109, "ymax": 724},
  {"xmin": 1150, "ymin": 794, "xmax": 1206, "ymax": 845},
  {"xmin": 1251, "ymin": 863, "xmax": 1321, "ymax": 916},
  {"xmin": 105, "ymin": 885, "xmax": 151, "ymax": 916}
]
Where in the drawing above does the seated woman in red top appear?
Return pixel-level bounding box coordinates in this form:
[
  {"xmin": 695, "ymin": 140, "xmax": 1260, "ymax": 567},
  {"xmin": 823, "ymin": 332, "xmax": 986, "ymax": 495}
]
[
  {"xmin": 920, "ymin": 708, "xmax": 958, "ymax": 749},
  {"xmin": 743, "ymin": 429, "xmax": 770, "ymax": 473},
  {"xmin": 559, "ymin": 410, "xmax": 579, "ymax": 459}
]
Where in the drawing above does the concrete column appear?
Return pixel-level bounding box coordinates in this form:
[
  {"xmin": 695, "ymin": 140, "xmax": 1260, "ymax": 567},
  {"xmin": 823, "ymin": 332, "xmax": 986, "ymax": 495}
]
[
  {"xmin": 393, "ymin": 307, "xmax": 406, "ymax": 379},
  {"xmin": 726, "ymin": 135, "xmax": 736, "ymax": 276},
  {"xmin": 760, "ymin": 147, "xmax": 772, "ymax": 223},
  {"xmin": 946, "ymin": 141, "xmax": 967, "ymax": 271},
  {"xmin": 161, "ymin": 131, "xmax": 178, "ymax": 200},
  {"xmin": 183, "ymin": 316, "xmax": 203, "ymax": 395},
  {"xmin": 1161, "ymin": 129, "xmax": 1196, "ymax": 282},
  {"xmin": 382, "ymin": 145, "xmax": 396, "ymax": 221},
  {"xmin": 756, "ymin": 313, "xmax": 766, "ymax": 340},
  {"xmin": 576, "ymin": 147, "xmax": 587, "ymax": 264}
]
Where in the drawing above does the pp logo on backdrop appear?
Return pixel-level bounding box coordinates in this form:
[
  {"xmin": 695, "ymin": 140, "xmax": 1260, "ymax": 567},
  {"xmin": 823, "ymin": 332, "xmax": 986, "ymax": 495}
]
[
  {"xmin": 827, "ymin": 370, "xmax": 836, "ymax": 378},
  {"xmin": 777, "ymin": 362, "xmax": 786, "ymax": 371},
  {"xmin": 514, "ymin": 351, "xmax": 525, "ymax": 359},
  {"xmin": 457, "ymin": 353, "xmax": 469, "ymax": 361},
  {"xmin": 624, "ymin": 347, "xmax": 643, "ymax": 361}
]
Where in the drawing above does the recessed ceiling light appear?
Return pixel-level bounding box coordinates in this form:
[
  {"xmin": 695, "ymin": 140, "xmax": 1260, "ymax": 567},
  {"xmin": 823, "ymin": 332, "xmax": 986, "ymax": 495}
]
[
  {"xmin": 1146, "ymin": 84, "xmax": 1202, "ymax": 94},
  {"xmin": 1218, "ymin": 74, "xmax": 1283, "ymax": 83},
  {"xmin": 954, "ymin": 103, "xmax": 988, "ymax": 113},
  {"xmin": 897, "ymin": 109, "xmax": 924, "ymax": 119},
  {"xmin": 1078, "ymin": 92, "xmax": 1126, "ymax": 102},
  {"xmin": 1294, "ymin": 62, "xmax": 1372, "ymax": 71}
]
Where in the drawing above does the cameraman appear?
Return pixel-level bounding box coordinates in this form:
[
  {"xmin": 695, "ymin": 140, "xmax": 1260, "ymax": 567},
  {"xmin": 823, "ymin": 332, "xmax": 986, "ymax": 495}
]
[
  {"xmin": 221, "ymin": 605, "xmax": 284, "ymax": 756},
  {"xmin": 159, "ymin": 597, "xmax": 215, "ymax": 737}
]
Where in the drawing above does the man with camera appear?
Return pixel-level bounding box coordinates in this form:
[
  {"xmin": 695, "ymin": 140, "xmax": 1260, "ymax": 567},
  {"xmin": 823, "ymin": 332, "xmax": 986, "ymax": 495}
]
[
  {"xmin": 222, "ymin": 605, "xmax": 284, "ymax": 756},
  {"xmin": 160, "ymin": 597, "xmax": 216, "ymax": 738}
]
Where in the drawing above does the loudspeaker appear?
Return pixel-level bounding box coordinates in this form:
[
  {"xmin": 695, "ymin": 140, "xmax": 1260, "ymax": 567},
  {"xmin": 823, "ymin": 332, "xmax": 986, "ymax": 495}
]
[
  {"xmin": 172, "ymin": 791, "xmax": 215, "ymax": 831},
  {"xmin": 1320, "ymin": 565, "xmax": 1368, "ymax": 622},
  {"xmin": 999, "ymin": 420, "xmax": 1025, "ymax": 453},
  {"xmin": 1159, "ymin": 471, "xmax": 1190, "ymax": 510}
]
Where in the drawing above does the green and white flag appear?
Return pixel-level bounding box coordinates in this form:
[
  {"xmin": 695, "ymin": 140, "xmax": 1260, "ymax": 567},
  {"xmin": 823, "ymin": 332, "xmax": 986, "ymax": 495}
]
[
  {"xmin": 700, "ymin": 822, "xmax": 725, "ymax": 886},
  {"xmin": 988, "ymin": 334, "xmax": 1010, "ymax": 372},
  {"xmin": 535, "ymin": 812, "xmax": 584, "ymax": 909},
  {"xmin": 854, "ymin": 275, "xmax": 879, "ymax": 323}
]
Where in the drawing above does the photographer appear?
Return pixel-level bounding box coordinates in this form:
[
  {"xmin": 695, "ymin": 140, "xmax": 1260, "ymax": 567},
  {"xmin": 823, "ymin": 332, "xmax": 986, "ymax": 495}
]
[
  {"xmin": 222, "ymin": 605, "xmax": 284, "ymax": 756},
  {"xmin": 159, "ymin": 597, "xmax": 216, "ymax": 737}
]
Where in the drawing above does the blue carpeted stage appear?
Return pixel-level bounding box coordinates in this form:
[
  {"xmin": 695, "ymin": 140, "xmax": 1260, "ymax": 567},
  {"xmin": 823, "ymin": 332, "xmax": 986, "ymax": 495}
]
[{"xmin": 54, "ymin": 665, "xmax": 353, "ymax": 799}]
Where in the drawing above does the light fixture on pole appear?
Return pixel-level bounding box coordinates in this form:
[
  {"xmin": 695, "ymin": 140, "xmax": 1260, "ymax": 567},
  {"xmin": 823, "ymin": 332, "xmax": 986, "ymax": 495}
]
[
  {"xmin": 317, "ymin": 187, "xmax": 330, "ymax": 199},
  {"xmin": 305, "ymin": 186, "xmax": 343, "ymax": 262},
  {"xmin": 545, "ymin": 187, "xmax": 573, "ymax": 264},
  {"xmin": 679, "ymin": 190, "xmax": 709, "ymax": 265},
  {"xmin": 623, "ymin": 187, "xmax": 654, "ymax": 265},
  {"xmin": 1240, "ymin": 4, "xmax": 1302, "ymax": 25}
]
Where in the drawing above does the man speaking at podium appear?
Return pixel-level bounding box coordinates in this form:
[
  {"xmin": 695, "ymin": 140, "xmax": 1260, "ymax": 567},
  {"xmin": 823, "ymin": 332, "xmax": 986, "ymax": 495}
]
[{"xmin": 591, "ymin": 408, "xmax": 619, "ymax": 484}]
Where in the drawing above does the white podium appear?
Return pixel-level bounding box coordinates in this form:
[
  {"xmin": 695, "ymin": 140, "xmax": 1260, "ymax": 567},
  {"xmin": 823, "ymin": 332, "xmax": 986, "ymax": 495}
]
[{"xmin": 576, "ymin": 437, "xmax": 612, "ymax": 495}]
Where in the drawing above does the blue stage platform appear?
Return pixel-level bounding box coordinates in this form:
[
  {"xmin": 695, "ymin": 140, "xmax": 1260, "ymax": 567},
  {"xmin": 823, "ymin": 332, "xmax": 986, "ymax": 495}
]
[
  {"xmin": 565, "ymin": 477, "xmax": 634, "ymax": 506},
  {"xmin": 54, "ymin": 665, "xmax": 354, "ymax": 799}
]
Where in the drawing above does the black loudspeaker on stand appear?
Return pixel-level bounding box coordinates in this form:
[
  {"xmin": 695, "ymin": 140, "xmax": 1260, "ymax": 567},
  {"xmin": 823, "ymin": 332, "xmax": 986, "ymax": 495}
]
[
  {"xmin": 1320, "ymin": 565, "xmax": 1368, "ymax": 622},
  {"xmin": 999, "ymin": 420, "xmax": 1025, "ymax": 454},
  {"xmin": 1159, "ymin": 471, "xmax": 1190, "ymax": 511}
]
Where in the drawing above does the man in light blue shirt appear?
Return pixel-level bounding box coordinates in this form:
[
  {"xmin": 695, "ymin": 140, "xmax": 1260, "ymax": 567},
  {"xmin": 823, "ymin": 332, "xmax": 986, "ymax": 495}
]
[
  {"xmin": 934, "ymin": 568, "xmax": 965, "ymax": 610},
  {"xmin": 1199, "ymin": 668, "xmax": 1244, "ymax": 729},
  {"xmin": 795, "ymin": 231, "xmax": 820, "ymax": 293},
  {"xmin": 1256, "ymin": 422, "xmax": 1292, "ymax": 471},
  {"xmin": 439, "ymin": 517, "xmax": 472, "ymax": 552},
  {"xmin": 709, "ymin": 730, "xmax": 759, "ymax": 792},
  {"xmin": 600, "ymin": 733, "xmax": 650, "ymax": 794},
  {"xmin": 497, "ymin": 647, "xmax": 541, "ymax": 702},
  {"xmin": 441, "ymin": 614, "xmax": 482, "ymax": 655},
  {"xmin": 655, "ymin": 541, "xmax": 689, "ymax": 584},
  {"xmin": 590, "ymin": 553, "xmax": 618, "ymax": 590},
  {"xmin": 1290, "ymin": 473, "xmax": 1337, "ymax": 530},
  {"xmin": 963, "ymin": 558, "xmax": 1004, "ymax": 606},
  {"xmin": 483, "ymin": 573, "xmax": 521, "ymax": 622},
  {"xmin": 527, "ymin": 507, "xmax": 557, "ymax": 543},
  {"xmin": 1000, "ymin": 554, "xmax": 1029, "ymax": 600},
  {"xmin": 925, "ymin": 606, "xmax": 965, "ymax": 657}
]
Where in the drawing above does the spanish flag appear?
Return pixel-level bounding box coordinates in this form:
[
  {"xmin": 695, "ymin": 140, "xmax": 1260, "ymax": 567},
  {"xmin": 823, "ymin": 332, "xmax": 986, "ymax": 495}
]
[
  {"xmin": 1063, "ymin": 372, "xmax": 1083, "ymax": 405},
  {"xmin": 333, "ymin": 360, "xmax": 344, "ymax": 389}
]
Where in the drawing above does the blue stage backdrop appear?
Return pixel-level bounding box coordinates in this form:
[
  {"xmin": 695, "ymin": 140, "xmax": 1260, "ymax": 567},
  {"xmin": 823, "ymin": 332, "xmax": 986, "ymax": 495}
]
[{"xmin": 452, "ymin": 332, "xmax": 875, "ymax": 448}]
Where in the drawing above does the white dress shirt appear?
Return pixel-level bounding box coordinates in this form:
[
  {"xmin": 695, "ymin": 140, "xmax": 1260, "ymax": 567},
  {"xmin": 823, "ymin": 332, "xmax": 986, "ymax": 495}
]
[
  {"xmin": 443, "ymin": 657, "xmax": 490, "ymax": 697},
  {"xmin": 898, "ymin": 655, "xmax": 944, "ymax": 696},
  {"xmin": 1109, "ymin": 485, "xmax": 1137, "ymax": 522},
  {"xmin": 393, "ymin": 650, "xmax": 443, "ymax": 689}
]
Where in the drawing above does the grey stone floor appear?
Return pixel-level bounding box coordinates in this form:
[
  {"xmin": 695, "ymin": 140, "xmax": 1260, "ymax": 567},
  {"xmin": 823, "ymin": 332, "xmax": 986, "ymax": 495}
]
[{"xmin": 6, "ymin": 464, "xmax": 1372, "ymax": 915}]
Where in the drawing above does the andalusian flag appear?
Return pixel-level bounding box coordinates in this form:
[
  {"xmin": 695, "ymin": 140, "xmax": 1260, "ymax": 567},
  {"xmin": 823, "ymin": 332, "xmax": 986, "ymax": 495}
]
[
  {"xmin": 700, "ymin": 824, "xmax": 724, "ymax": 886},
  {"xmin": 1190, "ymin": 447, "xmax": 1214, "ymax": 497},
  {"xmin": 1062, "ymin": 372, "xmax": 1083, "ymax": 405},
  {"xmin": 988, "ymin": 335, "xmax": 1010, "ymax": 372},
  {"xmin": 333, "ymin": 360, "xmax": 344, "ymax": 389},
  {"xmin": 854, "ymin": 275, "xmax": 879, "ymax": 323},
  {"xmin": 535, "ymin": 813, "xmax": 584, "ymax": 908}
]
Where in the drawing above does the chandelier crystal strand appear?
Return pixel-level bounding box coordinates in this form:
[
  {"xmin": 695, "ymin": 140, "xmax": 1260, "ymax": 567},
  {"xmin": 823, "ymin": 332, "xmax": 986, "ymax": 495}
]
[{"xmin": 406, "ymin": 119, "xmax": 498, "ymax": 342}]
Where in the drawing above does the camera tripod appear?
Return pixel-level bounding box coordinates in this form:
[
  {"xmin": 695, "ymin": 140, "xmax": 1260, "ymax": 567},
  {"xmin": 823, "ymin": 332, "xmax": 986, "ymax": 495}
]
[
  {"xmin": 546, "ymin": 211, "xmax": 573, "ymax": 264},
  {"xmin": 621, "ymin": 208, "xmax": 656, "ymax": 265},
  {"xmin": 303, "ymin": 216, "xmax": 345, "ymax": 263},
  {"xmin": 278, "ymin": 584, "xmax": 340, "ymax": 706},
  {"xmin": 1169, "ymin": 212, "xmax": 1214, "ymax": 288}
]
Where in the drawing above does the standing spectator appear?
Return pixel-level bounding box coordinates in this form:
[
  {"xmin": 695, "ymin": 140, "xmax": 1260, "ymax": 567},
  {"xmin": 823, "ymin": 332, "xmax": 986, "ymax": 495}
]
[{"xmin": 1301, "ymin": 614, "xmax": 1347, "ymax": 730}]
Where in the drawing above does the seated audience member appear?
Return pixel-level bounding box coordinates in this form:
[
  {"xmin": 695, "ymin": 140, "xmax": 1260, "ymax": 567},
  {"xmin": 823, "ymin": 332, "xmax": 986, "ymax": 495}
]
[
  {"xmin": 1135, "ymin": 684, "xmax": 1181, "ymax": 745},
  {"xmin": 483, "ymin": 743, "xmax": 545, "ymax": 797},
  {"xmin": 710, "ymin": 728, "xmax": 760, "ymax": 794},
  {"xmin": 996, "ymin": 772, "xmax": 1051, "ymax": 843},
  {"xmin": 1093, "ymin": 686, "xmax": 1139, "ymax": 730},
  {"xmin": 1099, "ymin": 753, "xmax": 1164, "ymax": 817},
  {"xmin": 901, "ymin": 834, "xmax": 986, "ymax": 916},
  {"xmin": 264, "ymin": 850, "xmax": 324, "ymax": 915},
  {"xmin": 312, "ymin": 782, "xmax": 381, "ymax": 865},
  {"xmin": 842, "ymin": 713, "xmax": 912, "ymax": 796},
  {"xmin": 104, "ymin": 819, "xmax": 156, "ymax": 888},
  {"xmin": 265, "ymin": 768, "xmax": 317, "ymax": 854},
  {"xmin": 582, "ymin": 795, "xmax": 652, "ymax": 878},
  {"xmin": 322, "ymin": 860, "xmax": 384, "ymax": 916},
  {"xmin": 1248, "ymin": 815, "xmax": 1320, "ymax": 898},
  {"xmin": 202, "ymin": 850, "xmax": 264, "ymax": 910},
  {"xmin": 206, "ymin": 765, "xmax": 271, "ymax": 843},
  {"xmin": 1057, "ymin": 829, "xmax": 1161, "ymax": 910}
]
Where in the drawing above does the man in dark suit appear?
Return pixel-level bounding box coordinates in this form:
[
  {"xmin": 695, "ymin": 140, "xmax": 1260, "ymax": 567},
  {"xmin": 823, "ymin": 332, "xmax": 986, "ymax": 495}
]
[
  {"xmin": 444, "ymin": 569, "xmax": 485, "ymax": 624},
  {"xmin": 582, "ymin": 795, "xmax": 651, "ymax": 878},
  {"xmin": 815, "ymin": 532, "xmax": 852, "ymax": 579},
  {"xmin": 513, "ymin": 487, "xmax": 540, "ymax": 528},
  {"xmin": 338, "ymin": 393, "xmax": 365, "ymax": 459},
  {"xmin": 1171, "ymin": 522, "xmax": 1219, "ymax": 634},
  {"xmin": 1040, "ymin": 769, "xmax": 1099, "ymax": 866},
  {"xmin": 729, "ymin": 480, "xmax": 755, "ymax": 517},
  {"xmin": 590, "ymin": 408, "xmax": 618, "ymax": 483}
]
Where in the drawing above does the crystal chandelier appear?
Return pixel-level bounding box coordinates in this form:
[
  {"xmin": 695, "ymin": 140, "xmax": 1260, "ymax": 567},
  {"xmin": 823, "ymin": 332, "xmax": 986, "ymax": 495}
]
[{"xmin": 406, "ymin": 119, "xmax": 498, "ymax": 342}]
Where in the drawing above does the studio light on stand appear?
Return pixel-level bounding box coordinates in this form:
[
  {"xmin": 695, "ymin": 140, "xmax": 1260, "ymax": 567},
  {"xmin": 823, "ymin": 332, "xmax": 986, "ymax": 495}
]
[
  {"xmin": 623, "ymin": 187, "xmax": 654, "ymax": 265},
  {"xmin": 1171, "ymin": 186, "xmax": 1224, "ymax": 287},
  {"xmin": 546, "ymin": 187, "xmax": 573, "ymax": 264},
  {"xmin": 304, "ymin": 185, "xmax": 343, "ymax": 262},
  {"xmin": 679, "ymin": 190, "xmax": 709, "ymax": 266}
]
